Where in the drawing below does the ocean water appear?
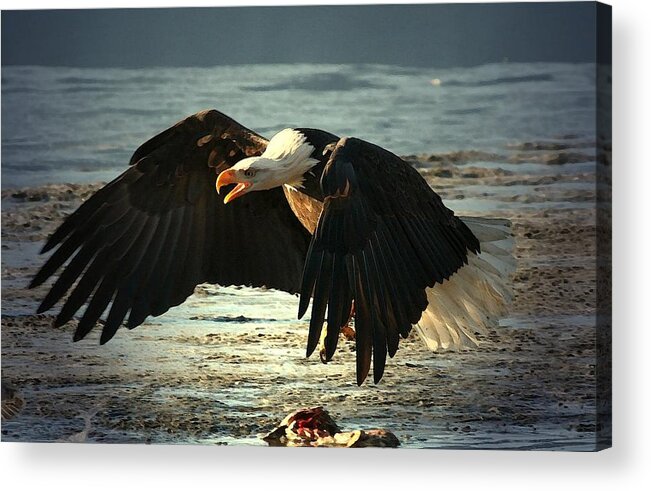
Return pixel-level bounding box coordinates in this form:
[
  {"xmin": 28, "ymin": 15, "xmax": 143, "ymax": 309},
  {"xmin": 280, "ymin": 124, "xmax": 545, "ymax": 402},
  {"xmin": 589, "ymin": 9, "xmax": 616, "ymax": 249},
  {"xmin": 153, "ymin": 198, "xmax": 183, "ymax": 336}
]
[{"xmin": 1, "ymin": 62, "xmax": 597, "ymax": 188}]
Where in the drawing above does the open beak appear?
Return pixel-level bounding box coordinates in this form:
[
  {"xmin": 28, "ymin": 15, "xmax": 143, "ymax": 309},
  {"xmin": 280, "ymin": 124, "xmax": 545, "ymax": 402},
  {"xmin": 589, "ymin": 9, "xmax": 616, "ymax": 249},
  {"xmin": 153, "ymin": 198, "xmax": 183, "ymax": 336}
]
[{"xmin": 216, "ymin": 169, "xmax": 252, "ymax": 204}]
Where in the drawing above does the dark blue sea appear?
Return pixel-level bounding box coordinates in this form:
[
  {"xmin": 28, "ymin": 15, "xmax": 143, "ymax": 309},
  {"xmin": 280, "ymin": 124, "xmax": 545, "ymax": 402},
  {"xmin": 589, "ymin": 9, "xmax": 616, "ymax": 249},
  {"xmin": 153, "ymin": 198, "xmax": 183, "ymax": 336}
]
[{"xmin": 2, "ymin": 62, "xmax": 598, "ymax": 188}]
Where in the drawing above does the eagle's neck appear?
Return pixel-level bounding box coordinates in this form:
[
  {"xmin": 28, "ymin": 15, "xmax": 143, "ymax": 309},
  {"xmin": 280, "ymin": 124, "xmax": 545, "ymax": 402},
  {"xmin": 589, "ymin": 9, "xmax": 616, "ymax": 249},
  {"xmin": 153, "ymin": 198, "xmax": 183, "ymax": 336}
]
[
  {"xmin": 286, "ymin": 128, "xmax": 340, "ymax": 202},
  {"xmin": 262, "ymin": 129, "xmax": 319, "ymax": 189}
]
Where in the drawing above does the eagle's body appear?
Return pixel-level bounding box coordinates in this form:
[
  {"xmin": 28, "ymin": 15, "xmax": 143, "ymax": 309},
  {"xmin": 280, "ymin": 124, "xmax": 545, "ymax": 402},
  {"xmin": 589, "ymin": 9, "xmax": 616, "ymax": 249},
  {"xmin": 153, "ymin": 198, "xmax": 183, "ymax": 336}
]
[{"xmin": 31, "ymin": 109, "xmax": 515, "ymax": 384}]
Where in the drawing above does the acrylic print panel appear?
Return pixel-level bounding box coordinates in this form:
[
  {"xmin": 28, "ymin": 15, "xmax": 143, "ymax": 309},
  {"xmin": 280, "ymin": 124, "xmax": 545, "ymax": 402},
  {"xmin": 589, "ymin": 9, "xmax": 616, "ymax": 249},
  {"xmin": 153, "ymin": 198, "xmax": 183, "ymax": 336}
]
[{"xmin": 0, "ymin": 2, "xmax": 611, "ymax": 450}]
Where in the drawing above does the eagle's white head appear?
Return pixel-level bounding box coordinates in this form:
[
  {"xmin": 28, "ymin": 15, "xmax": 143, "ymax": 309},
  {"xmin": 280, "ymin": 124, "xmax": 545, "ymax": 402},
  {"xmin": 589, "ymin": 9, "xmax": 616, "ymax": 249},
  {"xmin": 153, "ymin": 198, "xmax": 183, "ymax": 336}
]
[{"xmin": 216, "ymin": 129, "xmax": 318, "ymax": 204}]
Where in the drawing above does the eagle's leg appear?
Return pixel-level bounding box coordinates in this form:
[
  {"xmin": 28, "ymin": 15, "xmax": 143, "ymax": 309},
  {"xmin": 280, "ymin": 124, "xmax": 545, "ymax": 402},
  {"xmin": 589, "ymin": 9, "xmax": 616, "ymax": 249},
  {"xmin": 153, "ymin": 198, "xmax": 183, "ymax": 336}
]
[
  {"xmin": 340, "ymin": 303, "xmax": 356, "ymax": 341},
  {"xmin": 319, "ymin": 304, "xmax": 356, "ymax": 363}
]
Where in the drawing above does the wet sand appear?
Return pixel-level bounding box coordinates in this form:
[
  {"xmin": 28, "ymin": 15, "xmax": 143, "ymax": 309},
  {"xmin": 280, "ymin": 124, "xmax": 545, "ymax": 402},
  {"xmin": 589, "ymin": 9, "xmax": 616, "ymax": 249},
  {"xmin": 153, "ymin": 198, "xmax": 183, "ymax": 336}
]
[{"xmin": 1, "ymin": 139, "xmax": 608, "ymax": 449}]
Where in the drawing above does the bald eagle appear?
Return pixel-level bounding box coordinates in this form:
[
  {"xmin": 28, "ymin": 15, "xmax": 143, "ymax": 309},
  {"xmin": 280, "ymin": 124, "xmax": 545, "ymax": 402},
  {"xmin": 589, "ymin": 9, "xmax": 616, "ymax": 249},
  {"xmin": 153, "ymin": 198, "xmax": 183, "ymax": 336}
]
[{"xmin": 30, "ymin": 109, "xmax": 515, "ymax": 384}]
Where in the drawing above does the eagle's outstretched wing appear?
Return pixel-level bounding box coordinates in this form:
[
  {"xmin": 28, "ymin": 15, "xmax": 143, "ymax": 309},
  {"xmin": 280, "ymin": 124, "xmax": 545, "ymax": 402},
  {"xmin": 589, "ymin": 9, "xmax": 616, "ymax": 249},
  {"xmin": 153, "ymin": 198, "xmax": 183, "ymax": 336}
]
[
  {"xmin": 31, "ymin": 109, "xmax": 311, "ymax": 344},
  {"xmin": 298, "ymin": 137, "xmax": 480, "ymax": 384}
]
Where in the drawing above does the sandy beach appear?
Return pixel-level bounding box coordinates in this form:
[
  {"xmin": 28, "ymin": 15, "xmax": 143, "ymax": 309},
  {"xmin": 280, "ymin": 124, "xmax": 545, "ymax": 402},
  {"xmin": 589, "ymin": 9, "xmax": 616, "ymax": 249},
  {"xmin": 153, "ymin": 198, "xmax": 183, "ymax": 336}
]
[{"xmin": 1, "ymin": 138, "xmax": 609, "ymax": 449}]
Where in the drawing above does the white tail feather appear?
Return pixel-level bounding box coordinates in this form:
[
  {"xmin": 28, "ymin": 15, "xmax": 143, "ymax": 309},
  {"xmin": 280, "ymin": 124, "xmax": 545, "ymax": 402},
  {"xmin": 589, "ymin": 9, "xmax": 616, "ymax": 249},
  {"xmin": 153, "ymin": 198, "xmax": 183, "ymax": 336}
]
[{"xmin": 414, "ymin": 216, "xmax": 516, "ymax": 352}]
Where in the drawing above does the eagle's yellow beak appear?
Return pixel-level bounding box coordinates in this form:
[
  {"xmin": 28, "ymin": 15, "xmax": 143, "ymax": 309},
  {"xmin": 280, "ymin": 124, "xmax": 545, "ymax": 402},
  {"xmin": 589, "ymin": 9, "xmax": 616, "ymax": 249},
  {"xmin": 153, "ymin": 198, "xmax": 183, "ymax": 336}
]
[{"xmin": 216, "ymin": 169, "xmax": 252, "ymax": 204}]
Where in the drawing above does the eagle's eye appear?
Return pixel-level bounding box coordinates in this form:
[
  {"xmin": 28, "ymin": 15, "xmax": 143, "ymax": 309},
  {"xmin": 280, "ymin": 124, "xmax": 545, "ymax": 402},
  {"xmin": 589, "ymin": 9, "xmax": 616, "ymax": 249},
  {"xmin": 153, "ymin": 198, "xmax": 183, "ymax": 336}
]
[{"xmin": 244, "ymin": 169, "xmax": 256, "ymax": 178}]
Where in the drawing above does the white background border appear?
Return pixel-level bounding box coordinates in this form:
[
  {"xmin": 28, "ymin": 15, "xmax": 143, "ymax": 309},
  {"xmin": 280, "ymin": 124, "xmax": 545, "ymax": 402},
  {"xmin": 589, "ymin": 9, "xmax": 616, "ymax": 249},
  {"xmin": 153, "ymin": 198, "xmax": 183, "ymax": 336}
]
[{"xmin": 1, "ymin": 0, "xmax": 648, "ymax": 489}]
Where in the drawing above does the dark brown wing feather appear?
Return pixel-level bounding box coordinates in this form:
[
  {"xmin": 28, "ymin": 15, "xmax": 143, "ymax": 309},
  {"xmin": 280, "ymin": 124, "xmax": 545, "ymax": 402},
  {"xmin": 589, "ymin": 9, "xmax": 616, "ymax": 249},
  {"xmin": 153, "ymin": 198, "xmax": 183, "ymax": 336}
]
[
  {"xmin": 299, "ymin": 137, "xmax": 480, "ymax": 385},
  {"xmin": 31, "ymin": 109, "xmax": 311, "ymax": 344}
]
